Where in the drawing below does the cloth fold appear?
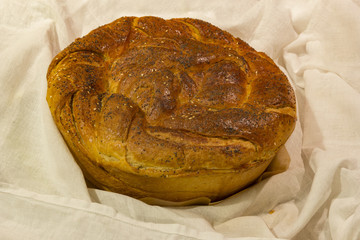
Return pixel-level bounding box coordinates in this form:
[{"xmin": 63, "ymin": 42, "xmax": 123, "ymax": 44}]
[{"xmin": 1, "ymin": 0, "xmax": 359, "ymax": 239}]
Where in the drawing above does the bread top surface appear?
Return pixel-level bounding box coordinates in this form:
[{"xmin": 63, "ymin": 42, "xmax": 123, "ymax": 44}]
[{"xmin": 47, "ymin": 16, "xmax": 296, "ymax": 177}]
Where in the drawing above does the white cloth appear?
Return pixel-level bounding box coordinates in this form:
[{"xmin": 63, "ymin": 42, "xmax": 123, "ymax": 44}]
[{"xmin": 1, "ymin": 0, "xmax": 360, "ymax": 239}]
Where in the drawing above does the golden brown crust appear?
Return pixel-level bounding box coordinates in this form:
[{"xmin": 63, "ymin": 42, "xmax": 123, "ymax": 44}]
[{"xmin": 47, "ymin": 16, "xmax": 296, "ymax": 202}]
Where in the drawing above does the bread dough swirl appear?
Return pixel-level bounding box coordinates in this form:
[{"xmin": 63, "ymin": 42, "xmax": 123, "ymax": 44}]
[{"xmin": 47, "ymin": 16, "xmax": 296, "ymax": 202}]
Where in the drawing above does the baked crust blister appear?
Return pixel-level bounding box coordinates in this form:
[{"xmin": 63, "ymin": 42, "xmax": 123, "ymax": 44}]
[{"xmin": 47, "ymin": 16, "xmax": 296, "ymax": 203}]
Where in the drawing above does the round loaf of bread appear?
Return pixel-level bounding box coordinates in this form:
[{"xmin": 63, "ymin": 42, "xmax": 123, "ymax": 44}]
[{"xmin": 47, "ymin": 16, "xmax": 296, "ymax": 203}]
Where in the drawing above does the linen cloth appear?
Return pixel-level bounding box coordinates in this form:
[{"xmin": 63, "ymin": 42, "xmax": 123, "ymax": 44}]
[{"xmin": 1, "ymin": 0, "xmax": 360, "ymax": 239}]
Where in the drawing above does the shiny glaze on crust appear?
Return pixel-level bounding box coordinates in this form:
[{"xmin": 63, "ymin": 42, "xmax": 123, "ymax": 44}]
[{"xmin": 47, "ymin": 16, "xmax": 296, "ymax": 201}]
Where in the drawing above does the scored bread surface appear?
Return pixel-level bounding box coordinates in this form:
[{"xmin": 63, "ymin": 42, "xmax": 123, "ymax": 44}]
[{"xmin": 47, "ymin": 16, "xmax": 296, "ymax": 202}]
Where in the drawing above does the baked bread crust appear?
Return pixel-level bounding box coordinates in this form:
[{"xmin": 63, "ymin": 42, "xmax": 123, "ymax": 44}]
[{"xmin": 47, "ymin": 16, "xmax": 296, "ymax": 202}]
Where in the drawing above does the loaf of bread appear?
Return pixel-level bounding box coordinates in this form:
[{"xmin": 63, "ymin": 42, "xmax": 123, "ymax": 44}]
[{"xmin": 46, "ymin": 16, "xmax": 296, "ymax": 203}]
